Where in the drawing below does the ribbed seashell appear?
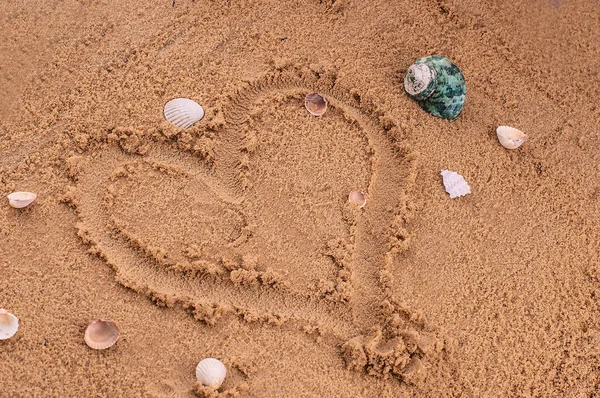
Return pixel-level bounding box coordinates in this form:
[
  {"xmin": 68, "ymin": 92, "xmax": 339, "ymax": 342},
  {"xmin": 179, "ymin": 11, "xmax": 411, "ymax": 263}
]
[
  {"xmin": 84, "ymin": 319, "xmax": 120, "ymax": 350},
  {"xmin": 496, "ymin": 126, "xmax": 528, "ymax": 149},
  {"xmin": 404, "ymin": 56, "xmax": 466, "ymax": 120},
  {"xmin": 440, "ymin": 170, "xmax": 471, "ymax": 198},
  {"xmin": 348, "ymin": 190, "xmax": 367, "ymax": 208},
  {"xmin": 163, "ymin": 98, "xmax": 205, "ymax": 129},
  {"xmin": 196, "ymin": 358, "xmax": 227, "ymax": 389},
  {"xmin": 0, "ymin": 309, "xmax": 19, "ymax": 340},
  {"xmin": 7, "ymin": 192, "xmax": 37, "ymax": 209},
  {"xmin": 305, "ymin": 93, "xmax": 327, "ymax": 116}
]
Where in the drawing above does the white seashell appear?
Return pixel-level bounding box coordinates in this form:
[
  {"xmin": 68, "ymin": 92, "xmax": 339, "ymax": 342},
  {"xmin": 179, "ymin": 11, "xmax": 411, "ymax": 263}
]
[
  {"xmin": 7, "ymin": 192, "xmax": 37, "ymax": 208},
  {"xmin": 0, "ymin": 309, "xmax": 19, "ymax": 340},
  {"xmin": 84, "ymin": 319, "xmax": 120, "ymax": 350},
  {"xmin": 440, "ymin": 170, "xmax": 471, "ymax": 199},
  {"xmin": 163, "ymin": 98, "xmax": 205, "ymax": 129},
  {"xmin": 305, "ymin": 93, "xmax": 327, "ymax": 116},
  {"xmin": 496, "ymin": 126, "xmax": 528, "ymax": 149},
  {"xmin": 196, "ymin": 358, "xmax": 227, "ymax": 389},
  {"xmin": 348, "ymin": 190, "xmax": 367, "ymax": 208}
]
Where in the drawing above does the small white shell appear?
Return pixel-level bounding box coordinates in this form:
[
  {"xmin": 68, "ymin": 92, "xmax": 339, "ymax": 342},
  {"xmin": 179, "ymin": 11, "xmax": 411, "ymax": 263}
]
[
  {"xmin": 164, "ymin": 98, "xmax": 205, "ymax": 129},
  {"xmin": 305, "ymin": 93, "xmax": 327, "ymax": 116},
  {"xmin": 0, "ymin": 309, "xmax": 19, "ymax": 340},
  {"xmin": 196, "ymin": 358, "xmax": 227, "ymax": 389},
  {"xmin": 496, "ymin": 126, "xmax": 528, "ymax": 149},
  {"xmin": 440, "ymin": 170, "xmax": 471, "ymax": 199},
  {"xmin": 7, "ymin": 192, "xmax": 37, "ymax": 208},
  {"xmin": 348, "ymin": 190, "xmax": 367, "ymax": 208}
]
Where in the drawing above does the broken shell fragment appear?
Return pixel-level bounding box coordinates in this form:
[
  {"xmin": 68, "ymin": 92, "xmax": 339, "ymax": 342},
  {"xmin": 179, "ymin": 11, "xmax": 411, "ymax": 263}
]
[
  {"xmin": 196, "ymin": 358, "xmax": 227, "ymax": 389},
  {"xmin": 84, "ymin": 319, "xmax": 120, "ymax": 350},
  {"xmin": 163, "ymin": 98, "xmax": 205, "ymax": 129},
  {"xmin": 0, "ymin": 309, "xmax": 19, "ymax": 340},
  {"xmin": 496, "ymin": 126, "xmax": 528, "ymax": 149},
  {"xmin": 7, "ymin": 192, "xmax": 37, "ymax": 209},
  {"xmin": 305, "ymin": 93, "xmax": 327, "ymax": 116},
  {"xmin": 440, "ymin": 170, "xmax": 471, "ymax": 199},
  {"xmin": 348, "ymin": 190, "xmax": 367, "ymax": 208}
]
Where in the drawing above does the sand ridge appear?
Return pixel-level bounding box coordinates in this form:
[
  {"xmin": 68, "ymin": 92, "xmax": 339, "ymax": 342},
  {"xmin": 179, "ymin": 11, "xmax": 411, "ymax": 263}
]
[{"xmin": 65, "ymin": 68, "xmax": 444, "ymax": 389}]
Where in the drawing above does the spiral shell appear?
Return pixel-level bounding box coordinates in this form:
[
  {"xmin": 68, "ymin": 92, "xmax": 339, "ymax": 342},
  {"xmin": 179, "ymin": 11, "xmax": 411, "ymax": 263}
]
[
  {"xmin": 496, "ymin": 126, "xmax": 528, "ymax": 149},
  {"xmin": 84, "ymin": 319, "xmax": 120, "ymax": 350},
  {"xmin": 305, "ymin": 93, "xmax": 327, "ymax": 116},
  {"xmin": 404, "ymin": 56, "xmax": 466, "ymax": 120},
  {"xmin": 163, "ymin": 98, "xmax": 205, "ymax": 129},
  {"xmin": 0, "ymin": 309, "xmax": 19, "ymax": 340},
  {"xmin": 440, "ymin": 170, "xmax": 471, "ymax": 198},
  {"xmin": 196, "ymin": 358, "xmax": 227, "ymax": 389},
  {"xmin": 7, "ymin": 192, "xmax": 37, "ymax": 208}
]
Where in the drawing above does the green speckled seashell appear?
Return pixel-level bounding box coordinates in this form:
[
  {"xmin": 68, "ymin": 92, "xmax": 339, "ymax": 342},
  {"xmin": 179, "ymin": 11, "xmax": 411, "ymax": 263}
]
[{"xmin": 404, "ymin": 55, "xmax": 466, "ymax": 120}]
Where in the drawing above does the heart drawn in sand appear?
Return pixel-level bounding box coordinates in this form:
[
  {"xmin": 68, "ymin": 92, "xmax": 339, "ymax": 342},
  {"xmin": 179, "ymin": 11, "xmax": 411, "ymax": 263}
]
[{"xmin": 68, "ymin": 70, "xmax": 445, "ymax": 387}]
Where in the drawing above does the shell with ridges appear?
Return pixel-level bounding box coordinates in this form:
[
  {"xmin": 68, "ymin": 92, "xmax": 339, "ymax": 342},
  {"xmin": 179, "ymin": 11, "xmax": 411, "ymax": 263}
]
[
  {"xmin": 404, "ymin": 56, "xmax": 466, "ymax": 120},
  {"xmin": 0, "ymin": 309, "xmax": 19, "ymax": 340},
  {"xmin": 196, "ymin": 358, "xmax": 227, "ymax": 389},
  {"xmin": 7, "ymin": 192, "xmax": 37, "ymax": 208},
  {"xmin": 84, "ymin": 319, "xmax": 120, "ymax": 350},
  {"xmin": 440, "ymin": 170, "xmax": 471, "ymax": 198},
  {"xmin": 163, "ymin": 98, "xmax": 205, "ymax": 129},
  {"xmin": 496, "ymin": 126, "xmax": 528, "ymax": 149}
]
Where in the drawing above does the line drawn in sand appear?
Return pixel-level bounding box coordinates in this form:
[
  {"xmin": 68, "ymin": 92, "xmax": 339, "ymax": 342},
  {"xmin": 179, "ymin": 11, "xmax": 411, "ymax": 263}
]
[{"xmin": 68, "ymin": 68, "xmax": 448, "ymax": 387}]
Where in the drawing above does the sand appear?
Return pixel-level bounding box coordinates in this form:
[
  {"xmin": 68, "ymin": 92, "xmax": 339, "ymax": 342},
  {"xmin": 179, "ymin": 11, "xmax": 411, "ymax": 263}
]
[{"xmin": 1, "ymin": 0, "xmax": 600, "ymax": 396}]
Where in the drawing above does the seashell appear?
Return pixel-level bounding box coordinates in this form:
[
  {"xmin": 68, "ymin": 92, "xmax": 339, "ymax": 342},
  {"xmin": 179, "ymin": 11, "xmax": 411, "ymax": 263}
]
[
  {"xmin": 0, "ymin": 309, "xmax": 19, "ymax": 340},
  {"xmin": 440, "ymin": 170, "xmax": 471, "ymax": 198},
  {"xmin": 196, "ymin": 358, "xmax": 227, "ymax": 389},
  {"xmin": 404, "ymin": 56, "xmax": 466, "ymax": 120},
  {"xmin": 163, "ymin": 98, "xmax": 205, "ymax": 129},
  {"xmin": 348, "ymin": 190, "xmax": 367, "ymax": 208},
  {"xmin": 7, "ymin": 192, "xmax": 37, "ymax": 209},
  {"xmin": 496, "ymin": 126, "xmax": 528, "ymax": 149},
  {"xmin": 305, "ymin": 93, "xmax": 327, "ymax": 116},
  {"xmin": 84, "ymin": 319, "xmax": 120, "ymax": 350}
]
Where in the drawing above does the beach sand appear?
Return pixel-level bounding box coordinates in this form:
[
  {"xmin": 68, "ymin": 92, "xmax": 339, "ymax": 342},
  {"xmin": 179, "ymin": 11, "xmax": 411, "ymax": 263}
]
[{"xmin": 1, "ymin": 0, "xmax": 600, "ymax": 396}]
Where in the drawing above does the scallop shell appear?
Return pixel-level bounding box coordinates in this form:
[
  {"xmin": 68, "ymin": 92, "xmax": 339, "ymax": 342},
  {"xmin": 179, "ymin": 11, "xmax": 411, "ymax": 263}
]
[
  {"xmin": 196, "ymin": 358, "xmax": 227, "ymax": 389},
  {"xmin": 440, "ymin": 170, "xmax": 471, "ymax": 198},
  {"xmin": 0, "ymin": 309, "xmax": 19, "ymax": 340},
  {"xmin": 7, "ymin": 192, "xmax": 37, "ymax": 208},
  {"xmin": 163, "ymin": 98, "xmax": 205, "ymax": 129},
  {"xmin": 305, "ymin": 93, "xmax": 327, "ymax": 116},
  {"xmin": 404, "ymin": 56, "xmax": 466, "ymax": 120},
  {"xmin": 348, "ymin": 190, "xmax": 367, "ymax": 208},
  {"xmin": 496, "ymin": 126, "xmax": 528, "ymax": 149},
  {"xmin": 84, "ymin": 319, "xmax": 120, "ymax": 350}
]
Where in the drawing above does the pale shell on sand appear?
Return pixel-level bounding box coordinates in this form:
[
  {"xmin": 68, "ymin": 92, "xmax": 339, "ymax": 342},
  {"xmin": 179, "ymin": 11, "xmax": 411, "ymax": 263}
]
[
  {"xmin": 196, "ymin": 358, "xmax": 227, "ymax": 389},
  {"xmin": 441, "ymin": 170, "xmax": 471, "ymax": 199},
  {"xmin": 348, "ymin": 190, "xmax": 367, "ymax": 208},
  {"xmin": 0, "ymin": 309, "xmax": 19, "ymax": 340},
  {"xmin": 163, "ymin": 98, "xmax": 205, "ymax": 129},
  {"xmin": 496, "ymin": 126, "xmax": 528, "ymax": 149},
  {"xmin": 305, "ymin": 93, "xmax": 327, "ymax": 116},
  {"xmin": 7, "ymin": 192, "xmax": 37, "ymax": 209},
  {"xmin": 84, "ymin": 319, "xmax": 120, "ymax": 350}
]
